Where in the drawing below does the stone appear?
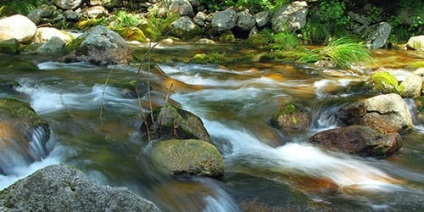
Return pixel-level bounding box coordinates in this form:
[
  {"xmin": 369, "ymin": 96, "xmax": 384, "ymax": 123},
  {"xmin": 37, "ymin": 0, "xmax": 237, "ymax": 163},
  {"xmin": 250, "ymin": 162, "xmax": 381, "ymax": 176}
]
[
  {"xmin": 169, "ymin": 0, "xmax": 194, "ymax": 17},
  {"xmin": 367, "ymin": 71, "xmax": 403, "ymax": 94},
  {"xmin": 141, "ymin": 104, "xmax": 211, "ymax": 142},
  {"xmin": 255, "ymin": 10, "xmax": 270, "ymax": 28},
  {"xmin": 211, "ymin": 8, "xmax": 237, "ymax": 32},
  {"xmin": 270, "ymin": 103, "xmax": 311, "ymax": 137},
  {"xmin": 406, "ymin": 35, "xmax": 424, "ymax": 51},
  {"xmin": 27, "ymin": 8, "xmax": 54, "ymax": 25},
  {"xmin": 195, "ymin": 38, "xmax": 215, "ymax": 45},
  {"xmin": 236, "ymin": 10, "xmax": 256, "ymax": 31},
  {"xmin": 0, "ymin": 99, "xmax": 52, "ymax": 175},
  {"xmin": 170, "ymin": 16, "xmax": 202, "ymax": 40},
  {"xmin": 54, "ymin": 0, "xmax": 83, "ymax": 10},
  {"xmin": 0, "ymin": 15, "xmax": 37, "ymax": 43},
  {"xmin": 193, "ymin": 11, "xmax": 207, "ymax": 26},
  {"xmin": 36, "ymin": 36, "xmax": 66, "ymax": 54},
  {"xmin": 271, "ymin": 1, "xmax": 308, "ymax": 32},
  {"xmin": 0, "ymin": 39, "xmax": 20, "ymax": 54},
  {"xmin": 0, "ymin": 164, "xmax": 161, "ymax": 211},
  {"xmin": 33, "ymin": 27, "xmax": 74, "ymax": 44},
  {"xmin": 63, "ymin": 26, "xmax": 132, "ymax": 66},
  {"xmin": 64, "ymin": 10, "xmax": 80, "ymax": 21},
  {"xmin": 148, "ymin": 139, "xmax": 224, "ymax": 178},
  {"xmin": 83, "ymin": 6, "xmax": 108, "ymax": 19},
  {"xmin": 366, "ymin": 22, "xmax": 391, "ymax": 49},
  {"xmin": 400, "ymin": 74, "xmax": 422, "ymax": 98},
  {"xmin": 339, "ymin": 93, "xmax": 413, "ymax": 134},
  {"xmin": 309, "ymin": 125, "xmax": 402, "ymax": 158}
]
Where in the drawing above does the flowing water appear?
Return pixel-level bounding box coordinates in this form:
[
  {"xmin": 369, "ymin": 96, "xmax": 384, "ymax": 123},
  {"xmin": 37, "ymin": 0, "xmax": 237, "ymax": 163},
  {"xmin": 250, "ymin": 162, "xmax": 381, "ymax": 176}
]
[{"xmin": 1, "ymin": 46, "xmax": 424, "ymax": 211}]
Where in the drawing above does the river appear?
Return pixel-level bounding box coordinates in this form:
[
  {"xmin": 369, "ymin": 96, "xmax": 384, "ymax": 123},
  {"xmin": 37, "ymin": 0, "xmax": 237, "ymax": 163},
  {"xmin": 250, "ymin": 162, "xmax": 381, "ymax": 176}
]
[{"xmin": 1, "ymin": 44, "xmax": 424, "ymax": 211}]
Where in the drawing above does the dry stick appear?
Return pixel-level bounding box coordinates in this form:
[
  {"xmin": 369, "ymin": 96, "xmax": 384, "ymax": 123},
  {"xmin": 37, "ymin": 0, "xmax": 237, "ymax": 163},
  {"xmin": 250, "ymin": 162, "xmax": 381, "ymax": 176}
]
[{"xmin": 100, "ymin": 67, "xmax": 116, "ymax": 125}]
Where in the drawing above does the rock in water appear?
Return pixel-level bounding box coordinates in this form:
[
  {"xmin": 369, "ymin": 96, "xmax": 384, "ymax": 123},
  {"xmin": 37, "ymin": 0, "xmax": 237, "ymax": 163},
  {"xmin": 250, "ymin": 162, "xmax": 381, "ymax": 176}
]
[{"xmin": 0, "ymin": 164, "xmax": 161, "ymax": 212}]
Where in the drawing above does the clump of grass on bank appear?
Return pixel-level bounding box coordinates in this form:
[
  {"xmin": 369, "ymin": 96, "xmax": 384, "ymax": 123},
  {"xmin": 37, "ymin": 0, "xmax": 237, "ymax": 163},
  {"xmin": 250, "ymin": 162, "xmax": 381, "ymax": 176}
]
[
  {"xmin": 299, "ymin": 37, "xmax": 373, "ymax": 68},
  {"xmin": 245, "ymin": 29, "xmax": 298, "ymax": 50}
]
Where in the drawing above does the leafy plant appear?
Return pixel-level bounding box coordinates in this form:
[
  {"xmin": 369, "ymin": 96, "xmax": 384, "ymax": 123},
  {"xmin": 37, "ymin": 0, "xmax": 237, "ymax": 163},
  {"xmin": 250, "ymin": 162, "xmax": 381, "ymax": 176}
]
[
  {"xmin": 301, "ymin": 20, "xmax": 330, "ymax": 44},
  {"xmin": 0, "ymin": 0, "xmax": 45, "ymax": 15},
  {"xmin": 270, "ymin": 32, "xmax": 298, "ymax": 50}
]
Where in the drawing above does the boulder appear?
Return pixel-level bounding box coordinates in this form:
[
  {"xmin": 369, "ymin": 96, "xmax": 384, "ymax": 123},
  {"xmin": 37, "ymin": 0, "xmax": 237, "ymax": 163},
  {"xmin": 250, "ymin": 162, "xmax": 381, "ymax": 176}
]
[
  {"xmin": 148, "ymin": 139, "xmax": 224, "ymax": 178},
  {"xmin": 169, "ymin": 0, "xmax": 194, "ymax": 17},
  {"xmin": 236, "ymin": 10, "xmax": 256, "ymax": 31},
  {"xmin": 339, "ymin": 93, "xmax": 413, "ymax": 134},
  {"xmin": 406, "ymin": 35, "xmax": 424, "ymax": 51},
  {"xmin": 27, "ymin": 6, "xmax": 55, "ymax": 25},
  {"xmin": 255, "ymin": 10, "xmax": 270, "ymax": 28},
  {"xmin": 141, "ymin": 104, "xmax": 211, "ymax": 142},
  {"xmin": 0, "ymin": 164, "xmax": 161, "ymax": 211},
  {"xmin": 271, "ymin": 1, "xmax": 308, "ymax": 32},
  {"xmin": 366, "ymin": 22, "xmax": 391, "ymax": 49},
  {"xmin": 54, "ymin": 0, "xmax": 83, "ymax": 10},
  {"xmin": 64, "ymin": 10, "xmax": 80, "ymax": 21},
  {"xmin": 367, "ymin": 71, "xmax": 403, "ymax": 94},
  {"xmin": 193, "ymin": 11, "xmax": 207, "ymax": 26},
  {"xmin": 63, "ymin": 26, "xmax": 132, "ymax": 66},
  {"xmin": 270, "ymin": 103, "xmax": 311, "ymax": 137},
  {"xmin": 169, "ymin": 16, "xmax": 202, "ymax": 40},
  {"xmin": 82, "ymin": 5, "xmax": 108, "ymax": 19},
  {"xmin": 33, "ymin": 27, "xmax": 74, "ymax": 44},
  {"xmin": 309, "ymin": 125, "xmax": 402, "ymax": 158},
  {"xmin": 211, "ymin": 8, "xmax": 237, "ymax": 32},
  {"xmin": 36, "ymin": 36, "xmax": 66, "ymax": 54},
  {"xmin": 0, "ymin": 99, "xmax": 52, "ymax": 175},
  {"xmin": 400, "ymin": 74, "xmax": 422, "ymax": 98},
  {"xmin": 0, "ymin": 15, "xmax": 37, "ymax": 43},
  {"xmin": 0, "ymin": 39, "xmax": 20, "ymax": 55}
]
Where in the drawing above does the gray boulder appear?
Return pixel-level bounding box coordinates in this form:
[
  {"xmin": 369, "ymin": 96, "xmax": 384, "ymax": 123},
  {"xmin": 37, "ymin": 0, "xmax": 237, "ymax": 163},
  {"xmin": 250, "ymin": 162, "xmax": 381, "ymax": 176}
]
[
  {"xmin": 27, "ymin": 6, "xmax": 55, "ymax": 25},
  {"xmin": 309, "ymin": 125, "xmax": 402, "ymax": 158},
  {"xmin": 0, "ymin": 164, "xmax": 160, "ymax": 211},
  {"xmin": 169, "ymin": 0, "xmax": 194, "ymax": 17},
  {"xmin": 141, "ymin": 104, "xmax": 211, "ymax": 143},
  {"xmin": 255, "ymin": 10, "xmax": 270, "ymax": 28},
  {"xmin": 54, "ymin": 0, "xmax": 83, "ymax": 10},
  {"xmin": 366, "ymin": 22, "xmax": 391, "ymax": 49},
  {"xmin": 0, "ymin": 15, "xmax": 37, "ymax": 43},
  {"xmin": 36, "ymin": 36, "xmax": 66, "ymax": 54},
  {"xmin": 271, "ymin": 1, "xmax": 308, "ymax": 32},
  {"xmin": 63, "ymin": 26, "xmax": 132, "ymax": 66},
  {"xmin": 236, "ymin": 10, "xmax": 256, "ymax": 31},
  {"xmin": 147, "ymin": 139, "xmax": 224, "ymax": 178},
  {"xmin": 339, "ymin": 93, "xmax": 413, "ymax": 134},
  {"xmin": 211, "ymin": 8, "xmax": 237, "ymax": 32},
  {"xmin": 170, "ymin": 16, "xmax": 202, "ymax": 40},
  {"xmin": 407, "ymin": 35, "xmax": 424, "ymax": 51}
]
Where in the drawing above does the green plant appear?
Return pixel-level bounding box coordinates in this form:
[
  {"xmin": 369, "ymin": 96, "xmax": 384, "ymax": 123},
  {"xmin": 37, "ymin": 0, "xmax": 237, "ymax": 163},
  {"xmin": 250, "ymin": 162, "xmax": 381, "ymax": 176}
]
[
  {"xmin": 270, "ymin": 32, "xmax": 298, "ymax": 50},
  {"xmin": 318, "ymin": 0, "xmax": 351, "ymax": 37},
  {"xmin": 301, "ymin": 20, "xmax": 330, "ymax": 44},
  {"xmin": 299, "ymin": 37, "xmax": 372, "ymax": 68},
  {"xmin": 110, "ymin": 11, "xmax": 143, "ymax": 28},
  {"xmin": 0, "ymin": 0, "xmax": 45, "ymax": 15}
]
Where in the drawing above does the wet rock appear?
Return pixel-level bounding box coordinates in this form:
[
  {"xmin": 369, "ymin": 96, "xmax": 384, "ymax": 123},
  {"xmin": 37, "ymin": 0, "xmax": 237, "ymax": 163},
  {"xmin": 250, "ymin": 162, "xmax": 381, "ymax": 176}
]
[
  {"xmin": 367, "ymin": 71, "xmax": 403, "ymax": 94},
  {"xmin": 170, "ymin": 16, "xmax": 202, "ymax": 40},
  {"xmin": 236, "ymin": 10, "xmax": 256, "ymax": 31},
  {"xmin": 0, "ymin": 99, "xmax": 52, "ymax": 175},
  {"xmin": 271, "ymin": 1, "xmax": 308, "ymax": 32},
  {"xmin": 270, "ymin": 103, "xmax": 311, "ymax": 137},
  {"xmin": 211, "ymin": 8, "xmax": 237, "ymax": 32},
  {"xmin": 195, "ymin": 38, "xmax": 215, "ymax": 45},
  {"xmin": 54, "ymin": 0, "xmax": 83, "ymax": 10},
  {"xmin": 63, "ymin": 26, "xmax": 132, "ymax": 66},
  {"xmin": 0, "ymin": 164, "xmax": 161, "ymax": 211},
  {"xmin": 400, "ymin": 74, "xmax": 422, "ymax": 98},
  {"xmin": 309, "ymin": 125, "xmax": 402, "ymax": 157},
  {"xmin": 0, "ymin": 15, "xmax": 37, "ymax": 43},
  {"xmin": 255, "ymin": 10, "xmax": 270, "ymax": 28},
  {"xmin": 366, "ymin": 22, "xmax": 391, "ymax": 49},
  {"xmin": 83, "ymin": 5, "xmax": 108, "ymax": 19},
  {"xmin": 339, "ymin": 93, "xmax": 413, "ymax": 134},
  {"xmin": 36, "ymin": 36, "xmax": 66, "ymax": 54},
  {"xmin": 193, "ymin": 11, "xmax": 207, "ymax": 26},
  {"xmin": 148, "ymin": 139, "xmax": 224, "ymax": 178},
  {"xmin": 406, "ymin": 35, "xmax": 424, "ymax": 51},
  {"xmin": 141, "ymin": 104, "xmax": 211, "ymax": 142},
  {"xmin": 0, "ymin": 39, "xmax": 20, "ymax": 55},
  {"xmin": 33, "ymin": 27, "xmax": 74, "ymax": 44}
]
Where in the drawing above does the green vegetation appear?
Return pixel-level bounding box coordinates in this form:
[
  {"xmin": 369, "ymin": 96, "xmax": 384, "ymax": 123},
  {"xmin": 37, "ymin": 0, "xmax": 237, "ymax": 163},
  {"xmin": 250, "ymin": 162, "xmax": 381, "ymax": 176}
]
[
  {"xmin": 246, "ymin": 29, "xmax": 298, "ymax": 50},
  {"xmin": 388, "ymin": 0, "xmax": 423, "ymax": 42},
  {"xmin": 0, "ymin": 0, "xmax": 45, "ymax": 16},
  {"xmin": 198, "ymin": 0, "xmax": 290, "ymax": 12},
  {"xmin": 368, "ymin": 71, "xmax": 404, "ymax": 94}
]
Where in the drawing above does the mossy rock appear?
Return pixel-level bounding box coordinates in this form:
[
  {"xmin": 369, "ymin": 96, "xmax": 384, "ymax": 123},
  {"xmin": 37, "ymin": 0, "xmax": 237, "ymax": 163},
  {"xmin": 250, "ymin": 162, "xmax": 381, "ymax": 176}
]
[
  {"xmin": 219, "ymin": 30, "xmax": 236, "ymax": 43},
  {"xmin": 0, "ymin": 39, "xmax": 20, "ymax": 55},
  {"xmin": 0, "ymin": 98, "xmax": 48, "ymax": 127},
  {"xmin": 115, "ymin": 27, "xmax": 147, "ymax": 43},
  {"xmin": 368, "ymin": 71, "xmax": 404, "ymax": 94},
  {"xmin": 190, "ymin": 53, "xmax": 208, "ymax": 64},
  {"xmin": 141, "ymin": 104, "xmax": 211, "ymax": 142},
  {"xmin": 150, "ymin": 139, "xmax": 224, "ymax": 178},
  {"xmin": 270, "ymin": 103, "xmax": 311, "ymax": 137}
]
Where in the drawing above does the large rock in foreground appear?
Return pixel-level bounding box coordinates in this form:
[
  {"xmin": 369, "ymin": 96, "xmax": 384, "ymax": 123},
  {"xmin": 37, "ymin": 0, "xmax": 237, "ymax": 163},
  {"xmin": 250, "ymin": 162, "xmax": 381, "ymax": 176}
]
[
  {"xmin": 0, "ymin": 15, "xmax": 37, "ymax": 43},
  {"xmin": 148, "ymin": 139, "xmax": 224, "ymax": 178},
  {"xmin": 339, "ymin": 93, "xmax": 413, "ymax": 134},
  {"xmin": 141, "ymin": 104, "xmax": 211, "ymax": 142},
  {"xmin": 309, "ymin": 125, "xmax": 402, "ymax": 158},
  {"xmin": 0, "ymin": 164, "xmax": 161, "ymax": 212},
  {"xmin": 63, "ymin": 26, "xmax": 132, "ymax": 66}
]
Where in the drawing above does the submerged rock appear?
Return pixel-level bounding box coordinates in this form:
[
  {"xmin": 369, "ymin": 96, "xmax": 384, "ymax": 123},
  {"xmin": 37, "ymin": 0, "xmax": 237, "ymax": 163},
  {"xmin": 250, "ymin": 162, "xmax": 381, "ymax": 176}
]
[
  {"xmin": 270, "ymin": 103, "xmax": 311, "ymax": 138},
  {"xmin": 63, "ymin": 26, "xmax": 132, "ymax": 66},
  {"xmin": 0, "ymin": 164, "xmax": 161, "ymax": 211},
  {"xmin": 0, "ymin": 99, "xmax": 52, "ymax": 175},
  {"xmin": 141, "ymin": 104, "xmax": 211, "ymax": 142},
  {"xmin": 339, "ymin": 93, "xmax": 413, "ymax": 134},
  {"xmin": 309, "ymin": 125, "xmax": 402, "ymax": 157},
  {"xmin": 148, "ymin": 139, "xmax": 224, "ymax": 178}
]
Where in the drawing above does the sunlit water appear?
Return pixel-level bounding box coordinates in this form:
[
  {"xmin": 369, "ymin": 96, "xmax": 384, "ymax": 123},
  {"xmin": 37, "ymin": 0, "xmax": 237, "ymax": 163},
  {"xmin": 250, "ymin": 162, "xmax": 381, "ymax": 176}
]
[{"xmin": 1, "ymin": 49, "xmax": 424, "ymax": 211}]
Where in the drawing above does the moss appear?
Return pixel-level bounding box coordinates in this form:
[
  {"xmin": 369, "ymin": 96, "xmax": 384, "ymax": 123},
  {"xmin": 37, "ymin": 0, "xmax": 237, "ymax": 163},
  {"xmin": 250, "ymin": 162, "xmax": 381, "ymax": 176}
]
[
  {"xmin": 114, "ymin": 27, "xmax": 147, "ymax": 43},
  {"xmin": 368, "ymin": 71, "xmax": 404, "ymax": 94},
  {"xmin": 407, "ymin": 61, "xmax": 424, "ymax": 69},
  {"xmin": 0, "ymin": 98, "xmax": 47, "ymax": 127},
  {"xmin": 219, "ymin": 30, "xmax": 236, "ymax": 43}
]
